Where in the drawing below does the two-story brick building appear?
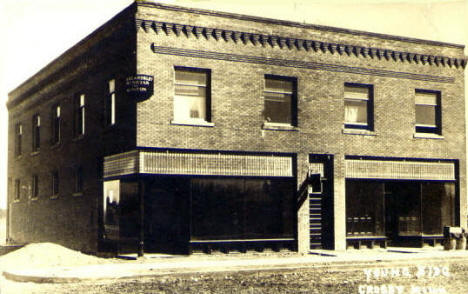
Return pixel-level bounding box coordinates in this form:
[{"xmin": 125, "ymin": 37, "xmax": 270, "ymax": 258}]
[{"xmin": 6, "ymin": 1, "xmax": 467, "ymax": 255}]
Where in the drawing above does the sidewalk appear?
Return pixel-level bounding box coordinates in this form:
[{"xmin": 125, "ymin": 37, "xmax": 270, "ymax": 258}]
[{"xmin": 3, "ymin": 247, "xmax": 468, "ymax": 284}]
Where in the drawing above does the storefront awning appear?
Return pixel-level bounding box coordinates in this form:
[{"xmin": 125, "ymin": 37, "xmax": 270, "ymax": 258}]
[
  {"xmin": 104, "ymin": 150, "xmax": 293, "ymax": 178},
  {"xmin": 345, "ymin": 159, "xmax": 455, "ymax": 181}
]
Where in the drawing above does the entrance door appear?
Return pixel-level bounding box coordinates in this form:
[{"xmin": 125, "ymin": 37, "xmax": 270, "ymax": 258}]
[{"xmin": 384, "ymin": 182, "xmax": 421, "ymax": 245}]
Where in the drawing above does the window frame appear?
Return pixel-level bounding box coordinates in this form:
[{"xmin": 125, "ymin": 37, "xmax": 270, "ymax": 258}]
[
  {"xmin": 32, "ymin": 174, "xmax": 39, "ymax": 199},
  {"xmin": 51, "ymin": 170, "xmax": 59, "ymax": 197},
  {"xmin": 415, "ymin": 89, "xmax": 441, "ymax": 135},
  {"xmin": 263, "ymin": 74, "xmax": 298, "ymax": 127},
  {"xmin": 32, "ymin": 114, "xmax": 41, "ymax": 152},
  {"xmin": 51, "ymin": 104, "xmax": 61, "ymax": 145},
  {"xmin": 173, "ymin": 66, "xmax": 212, "ymax": 124},
  {"xmin": 15, "ymin": 123, "xmax": 22, "ymax": 157},
  {"xmin": 105, "ymin": 79, "xmax": 116, "ymax": 126},
  {"xmin": 343, "ymin": 83, "xmax": 374, "ymax": 131},
  {"xmin": 74, "ymin": 94, "xmax": 86, "ymax": 137},
  {"xmin": 14, "ymin": 179, "xmax": 21, "ymax": 201}
]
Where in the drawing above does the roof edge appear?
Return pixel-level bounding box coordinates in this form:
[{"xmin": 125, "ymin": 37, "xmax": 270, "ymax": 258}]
[{"xmin": 136, "ymin": 1, "xmax": 465, "ymax": 49}]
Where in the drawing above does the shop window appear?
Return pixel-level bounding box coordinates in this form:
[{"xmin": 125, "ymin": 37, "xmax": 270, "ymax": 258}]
[
  {"xmin": 74, "ymin": 94, "xmax": 85, "ymax": 137},
  {"xmin": 173, "ymin": 67, "xmax": 211, "ymax": 124},
  {"xmin": 263, "ymin": 75, "xmax": 297, "ymax": 126},
  {"xmin": 415, "ymin": 90, "xmax": 441, "ymax": 134},
  {"xmin": 105, "ymin": 79, "xmax": 116, "ymax": 126},
  {"xmin": 32, "ymin": 114, "xmax": 40, "ymax": 152},
  {"xmin": 422, "ymin": 182, "xmax": 455, "ymax": 235},
  {"xmin": 103, "ymin": 180, "xmax": 120, "ymax": 240},
  {"xmin": 51, "ymin": 105, "xmax": 61, "ymax": 144},
  {"xmin": 346, "ymin": 181, "xmax": 384, "ymax": 236},
  {"xmin": 15, "ymin": 123, "xmax": 22, "ymax": 156},
  {"xmin": 344, "ymin": 84, "xmax": 373, "ymax": 130}
]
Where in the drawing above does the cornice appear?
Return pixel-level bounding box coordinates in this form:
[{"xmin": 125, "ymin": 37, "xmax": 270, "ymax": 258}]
[
  {"xmin": 136, "ymin": 1, "xmax": 464, "ymax": 50},
  {"xmin": 137, "ymin": 19, "xmax": 467, "ymax": 70}
]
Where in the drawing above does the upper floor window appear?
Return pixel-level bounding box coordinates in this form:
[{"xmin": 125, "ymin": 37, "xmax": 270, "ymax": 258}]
[
  {"xmin": 74, "ymin": 94, "xmax": 85, "ymax": 137},
  {"xmin": 174, "ymin": 67, "xmax": 211, "ymax": 124},
  {"xmin": 32, "ymin": 174, "xmax": 39, "ymax": 199},
  {"xmin": 344, "ymin": 84, "xmax": 373, "ymax": 130},
  {"xmin": 74, "ymin": 166, "xmax": 83, "ymax": 194},
  {"xmin": 51, "ymin": 105, "xmax": 61, "ymax": 144},
  {"xmin": 106, "ymin": 79, "xmax": 116, "ymax": 126},
  {"xmin": 14, "ymin": 179, "xmax": 21, "ymax": 201},
  {"xmin": 415, "ymin": 90, "xmax": 441, "ymax": 134},
  {"xmin": 15, "ymin": 123, "xmax": 22, "ymax": 156},
  {"xmin": 32, "ymin": 114, "xmax": 41, "ymax": 152},
  {"xmin": 51, "ymin": 170, "xmax": 59, "ymax": 196},
  {"xmin": 263, "ymin": 75, "xmax": 297, "ymax": 126}
]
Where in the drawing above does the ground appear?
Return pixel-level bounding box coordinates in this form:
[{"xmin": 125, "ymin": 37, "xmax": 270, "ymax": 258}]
[{"xmin": 1, "ymin": 260, "xmax": 467, "ymax": 293}]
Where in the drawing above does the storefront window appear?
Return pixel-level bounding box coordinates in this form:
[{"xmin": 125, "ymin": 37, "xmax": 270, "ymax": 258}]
[
  {"xmin": 422, "ymin": 182, "xmax": 455, "ymax": 235},
  {"xmin": 346, "ymin": 181, "xmax": 384, "ymax": 236},
  {"xmin": 191, "ymin": 178, "xmax": 295, "ymax": 240},
  {"xmin": 103, "ymin": 180, "xmax": 120, "ymax": 240}
]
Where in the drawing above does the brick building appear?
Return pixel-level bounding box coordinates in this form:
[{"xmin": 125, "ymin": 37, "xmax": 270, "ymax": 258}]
[{"xmin": 6, "ymin": 1, "xmax": 467, "ymax": 254}]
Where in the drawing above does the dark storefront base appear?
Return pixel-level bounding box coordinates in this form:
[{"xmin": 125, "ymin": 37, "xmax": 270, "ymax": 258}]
[
  {"xmin": 101, "ymin": 175, "xmax": 297, "ymax": 255},
  {"xmin": 346, "ymin": 180, "xmax": 456, "ymax": 249}
]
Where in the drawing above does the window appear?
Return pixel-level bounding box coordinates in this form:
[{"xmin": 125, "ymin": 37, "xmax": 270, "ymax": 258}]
[
  {"xmin": 14, "ymin": 179, "xmax": 20, "ymax": 201},
  {"xmin": 415, "ymin": 90, "xmax": 441, "ymax": 134},
  {"xmin": 105, "ymin": 79, "xmax": 116, "ymax": 126},
  {"xmin": 74, "ymin": 94, "xmax": 85, "ymax": 137},
  {"xmin": 74, "ymin": 166, "xmax": 83, "ymax": 193},
  {"xmin": 52, "ymin": 170, "xmax": 59, "ymax": 196},
  {"xmin": 344, "ymin": 84, "xmax": 373, "ymax": 130},
  {"xmin": 174, "ymin": 67, "xmax": 211, "ymax": 123},
  {"xmin": 263, "ymin": 75, "xmax": 297, "ymax": 125},
  {"xmin": 32, "ymin": 114, "xmax": 40, "ymax": 152},
  {"xmin": 51, "ymin": 105, "xmax": 61, "ymax": 144},
  {"xmin": 32, "ymin": 175, "xmax": 39, "ymax": 199},
  {"xmin": 15, "ymin": 123, "xmax": 22, "ymax": 156}
]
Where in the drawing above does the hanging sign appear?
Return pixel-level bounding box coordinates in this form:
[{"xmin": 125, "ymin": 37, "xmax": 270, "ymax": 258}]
[{"xmin": 125, "ymin": 75, "xmax": 154, "ymax": 101}]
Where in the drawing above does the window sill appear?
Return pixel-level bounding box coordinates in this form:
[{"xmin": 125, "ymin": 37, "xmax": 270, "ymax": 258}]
[
  {"xmin": 72, "ymin": 192, "xmax": 83, "ymax": 197},
  {"xmin": 13, "ymin": 199, "xmax": 20, "ymax": 203},
  {"xmin": 30, "ymin": 151, "xmax": 40, "ymax": 156},
  {"xmin": 50, "ymin": 195, "xmax": 59, "ymax": 200},
  {"xmin": 171, "ymin": 120, "xmax": 215, "ymax": 127},
  {"xmin": 30, "ymin": 197, "xmax": 38, "ymax": 201},
  {"xmin": 50, "ymin": 142, "xmax": 61, "ymax": 150},
  {"xmin": 15, "ymin": 155, "xmax": 23, "ymax": 160},
  {"xmin": 262, "ymin": 122, "xmax": 298, "ymax": 131},
  {"xmin": 413, "ymin": 133, "xmax": 444, "ymax": 140},
  {"xmin": 342, "ymin": 129, "xmax": 376, "ymax": 136}
]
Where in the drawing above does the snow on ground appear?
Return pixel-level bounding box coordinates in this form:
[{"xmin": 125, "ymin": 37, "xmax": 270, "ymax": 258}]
[{"xmin": 0, "ymin": 243, "xmax": 105, "ymax": 271}]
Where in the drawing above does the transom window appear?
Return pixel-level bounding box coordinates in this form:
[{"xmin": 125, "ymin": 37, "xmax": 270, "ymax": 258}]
[
  {"xmin": 263, "ymin": 76, "xmax": 296, "ymax": 125},
  {"xmin": 344, "ymin": 84, "xmax": 373, "ymax": 130},
  {"xmin": 174, "ymin": 67, "xmax": 211, "ymax": 123},
  {"xmin": 415, "ymin": 90, "xmax": 441, "ymax": 134}
]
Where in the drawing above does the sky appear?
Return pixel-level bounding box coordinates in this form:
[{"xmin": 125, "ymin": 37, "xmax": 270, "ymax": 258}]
[{"xmin": 0, "ymin": 0, "xmax": 467, "ymax": 209}]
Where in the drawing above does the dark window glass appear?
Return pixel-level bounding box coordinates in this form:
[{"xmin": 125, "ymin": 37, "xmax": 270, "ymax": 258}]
[
  {"xmin": 52, "ymin": 170, "xmax": 59, "ymax": 196},
  {"xmin": 14, "ymin": 179, "xmax": 20, "ymax": 201},
  {"xmin": 32, "ymin": 175, "xmax": 39, "ymax": 199},
  {"xmin": 264, "ymin": 76, "xmax": 296, "ymax": 125},
  {"xmin": 344, "ymin": 84, "xmax": 373, "ymax": 130},
  {"xmin": 191, "ymin": 178, "xmax": 295, "ymax": 240},
  {"xmin": 415, "ymin": 91, "xmax": 441, "ymax": 134},
  {"xmin": 422, "ymin": 182, "xmax": 455, "ymax": 235},
  {"xmin": 346, "ymin": 181, "xmax": 384, "ymax": 236},
  {"xmin": 32, "ymin": 115, "xmax": 40, "ymax": 151},
  {"xmin": 75, "ymin": 166, "xmax": 83, "ymax": 193}
]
